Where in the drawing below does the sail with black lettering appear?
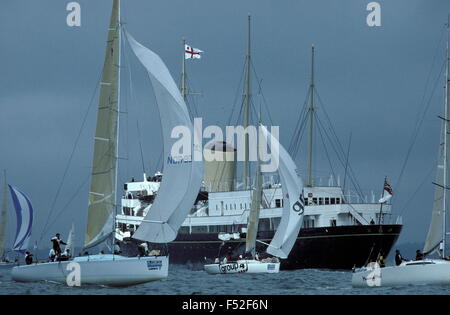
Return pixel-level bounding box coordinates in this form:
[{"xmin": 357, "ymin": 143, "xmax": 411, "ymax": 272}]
[
  {"xmin": 261, "ymin": 125, "xmax": 305, "ymax": 259},
  {"xmin": 126, "ymin": 32, "xmax": 203, "ymax": 243}
]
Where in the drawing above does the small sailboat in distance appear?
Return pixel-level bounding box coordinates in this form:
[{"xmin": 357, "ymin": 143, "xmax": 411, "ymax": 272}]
[
  {"xmin": 352, "ymin": 20, "xmax": 450, "ymax": 287},
  {"xmin": 0, "ymin": 172, "xmax": 33, "ymax": 269},
  {"xmin": 11, "ymin": 0, "xmax": 202, "ymax": 286},
  {"xmin": 204, "ymin": 125, "xmax": 305, "ymax": 274}
]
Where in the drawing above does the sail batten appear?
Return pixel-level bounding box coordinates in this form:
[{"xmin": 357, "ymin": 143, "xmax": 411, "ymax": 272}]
[
  {"xmin": 84, "ymin": 0, "xmax": 121, "ymax": 248},
  {"xmin": 126, "ymin": 32, "xmax": 203, "ymax": 243}
]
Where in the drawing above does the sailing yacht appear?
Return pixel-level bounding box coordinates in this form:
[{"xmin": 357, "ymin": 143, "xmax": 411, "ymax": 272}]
[
  {"xmin": 352, "ymin": 21, "xmax": 450, "ymax": 287},
  {"xmin": 0, "ymin": 172, "xmax": 33, "ymax": 269},
  {"xmin": 204, "ymin": 125, "xmax": 305, "ymax": 274},
  {"xmin": 11, "ymin": 0, "xmax": 202, "ymax": 286}
]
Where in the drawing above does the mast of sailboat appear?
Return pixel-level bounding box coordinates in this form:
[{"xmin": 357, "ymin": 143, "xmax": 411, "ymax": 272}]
[
  {"xmin": 112, "ymin": 0, "xmax": 121, "ymax": 256},
  {"xmin": 243, "ymin": 14, "xmax": 251, "ymax": 190},
  {"xmin": 306, "ymin": 45, "xmax": 315, "ymax": 187},
  {"xmin": 0, "ymin": 170, "xmax": 7, "ymax": 259},
  {"xmin": 443, "ymin": 16, "xmax": 449, "ymax": 257},
  {"xmin": 245, "ymin": 90, "xmax": 262, "ymax": 258}
]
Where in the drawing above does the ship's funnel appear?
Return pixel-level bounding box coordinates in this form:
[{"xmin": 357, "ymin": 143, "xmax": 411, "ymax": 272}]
[{"xmin": 203, "ymin": 141, "xmax": 236, "ymax": 192}]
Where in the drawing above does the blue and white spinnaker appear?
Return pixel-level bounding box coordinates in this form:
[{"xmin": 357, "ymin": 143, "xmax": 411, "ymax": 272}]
[{"xmin": 8, "ymin": 185, "xmax": 34, "ymax": 254}]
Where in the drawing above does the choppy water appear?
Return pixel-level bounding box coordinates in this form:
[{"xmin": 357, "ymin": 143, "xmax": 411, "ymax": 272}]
[{"xmin": 1, "ymin": 264, "xmax": 450, "ymax": 295}]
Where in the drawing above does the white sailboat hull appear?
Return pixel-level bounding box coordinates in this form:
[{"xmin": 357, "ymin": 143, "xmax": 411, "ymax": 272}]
[
  {"xmin": 0, "ymin": 262, "xmax": 16, "ymax": 269},
  {"xmin": 352, "ymin": 259, "xmax": 450, "ymax": 287},
  {"xmin": 11, "ymin": 254, "xmax": 168, "ymax": 286},
  {"xmin": 204, "ymin": 259, "xmax": 280, "ymax": 274}
]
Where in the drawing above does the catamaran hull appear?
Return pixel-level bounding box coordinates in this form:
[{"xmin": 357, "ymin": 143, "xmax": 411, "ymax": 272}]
[
  {"xmin": 204, "ymin": 260, "xmax": 280, "ymax": 274},
  {"xmin": 11, "ymin": 255, "xmax": 168, "ymax": 286},
  {"xmin": 352, "ymin": 259, "xmax": 450, "ymax": 287}
]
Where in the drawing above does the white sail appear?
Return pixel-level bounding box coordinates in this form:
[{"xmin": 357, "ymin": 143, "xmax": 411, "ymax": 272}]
[
  {"xmin": 126, "ymin": 32, "xmax": 203, "ymax": 243},
  {"xmin": 84, "ymin": 0, "xmax": 120, "ymax": 248},
  {"xmin": 65, "ymin": 223, "xmax": 75, "ymax": 255},
  {"xmin": 424, "ymin": 122, "xmax": 446, "ymax": 255},
  {"xmin": 261, "ymin": 125, "xmax": 305, "ymax": 259},
  {"xmin": 0, "ymin": 172, "xmax": 7, "ymax": 258},
  {"xmin": 8, "ymin": 185, "xmax": 34, "ymax": 254}
]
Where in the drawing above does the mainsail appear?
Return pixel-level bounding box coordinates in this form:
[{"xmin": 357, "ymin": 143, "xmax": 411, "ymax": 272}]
[
  {"xmin": 85, "ymin": 0, "xmax": 120, "ymax": 248},
  {"xmin": 0, "ymin": 171, "xmax": 7, "ymax": 258},
  {"xmin": 8, "ymin": 185, "xmax": 34, "ymax": 254},
  {"xmin": 126, "ymin": 32, "xmax": 203, "ymax": 243},
  {"xmin": 261, "ymin": 125, "xmax": 305, "ymax": 259}
]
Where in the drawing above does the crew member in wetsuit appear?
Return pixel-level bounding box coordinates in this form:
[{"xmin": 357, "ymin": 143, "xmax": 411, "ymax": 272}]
[
  {"xmin": 415, "ymin": 249, "xmax": 424, "ymax": 261},
  {"xmin": 25, "ymin": 252, "xmax": 33, "ymax": 265},
  {"xmin": 394, "ymin": 249, "xmax": 406, "ymax": 266},
  {"xmin": 50, "ymin": 233, "xmax": 67, "ymax": 259}
]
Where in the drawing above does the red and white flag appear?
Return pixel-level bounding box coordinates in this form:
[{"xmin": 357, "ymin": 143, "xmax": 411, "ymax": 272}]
[
  {"xmin": 378, "ymin": 178, "xmax": 393, "ymax": 203},
  {"xmin": 185, "ymin": 44, "xmax": 203, "ymax": 59}
]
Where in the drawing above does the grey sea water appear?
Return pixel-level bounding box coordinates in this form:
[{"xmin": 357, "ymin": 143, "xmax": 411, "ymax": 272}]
[{"xmin": 1, "ymin": 265, "xmax": 450, "ymax": 295}]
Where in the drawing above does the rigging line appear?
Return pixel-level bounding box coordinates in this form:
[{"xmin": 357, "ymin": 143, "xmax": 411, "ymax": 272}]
[
  {"xmin": 314, "ymin": 113, "xmax": 364, "ymax": 199},
  {"xmin": 394, "ymin": 59, "xmax": 447, "ymax": 203},
  {"xmin": 288, "ymin": 91, "xmax": 309, "ymax": 155},
  {"xmin": 314, "ymin": 91, "xmax": 364, "ymax": 197},
  {"xmin": 289, "ymin": 105, "xmax": 309, "ymax": 159},
  {"xmin": 398, "ymin": 163, "xmax": 435, "ymax": 216},
  {"xmin": 250, "ymin": 60, "xmax": 274, "ymax": 127},
  {"xmin": 39, "ymin": 69, "xmax": 103, "ymax": 243},
  {"xmin": 394, "ymin": 25, "xmax": 446, "ymax": 202},
  {"xmin": 342, "ymin": 133, "xmax": 352, "ymax": 200},
  {"xmin": 46, "ymin": 173, "xmax": 91, "ymax": 232},
  {"xmin": 136, "ymin": 120, "xmax": 146, "ymax": 174},
  {"xmin": 315, "ymin": 116, "xmax": 337, "ymax": 185},
  {"xmin": 227, "ymin": 59, "xmax": 247, "ymax": 127}
]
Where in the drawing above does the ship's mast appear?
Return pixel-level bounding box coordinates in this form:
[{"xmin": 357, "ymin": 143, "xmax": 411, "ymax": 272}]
[
  {"xmin": 306, "ymin": 45, "xmax": 315, "ymax": 187},
  {"xmin": 243, "ymin": 15, "xmax": 252, "ymax": 190},
  {"xmin": 181, "ymin": 37, "xmax": 188, "ymax": 101}
]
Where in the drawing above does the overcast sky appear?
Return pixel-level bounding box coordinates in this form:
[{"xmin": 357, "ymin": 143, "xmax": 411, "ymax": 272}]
[{"xmin": 0, "ymin": 0, "xmax": 449, "ymax": 250}]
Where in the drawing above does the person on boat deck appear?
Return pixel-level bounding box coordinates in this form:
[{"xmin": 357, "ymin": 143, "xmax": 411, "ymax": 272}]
[
  {"xmin": 49, "ymin": 248, "xmax": 56, "ymax": 262},
  {"xmin": 223, "ymin": 250, "xmax": 233, "ymax": 263},
  {"xmin": 394, "ymin": 250, "xmax": 407, "ymax": 266},
  {"xmin": 50, "ymin": 233, "xmax": 67, "ymax": 257},
  {"xmin": 24, "ymin": 252, "xmax": 33, "ymax": 265},
  {"xmin": 59, "ymin": 248, "xmax": 70, "ymax": 261},
  {"xmin": 415, "ymin": 250, "xmax": 424, "ymax": 261},
  {"xmin": 376, "ymin": 252, "xmax": 386, "ymax": 268}
]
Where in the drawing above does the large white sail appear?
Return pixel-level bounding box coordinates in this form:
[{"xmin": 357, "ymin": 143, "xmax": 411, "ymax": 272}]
[
  {"xmin": 261, "ymin": 125, "xmax": 305, "ymax": 259},
  {"xmin": 424, "ymin": 122, "xmax": 446, "ymax": 255},
  {"xmin": 126, "ymin": 32, "xmax": 203, "ymax": 243},
  {"xmin": 0, "ymin": 171, "xmax": 7, "ymax": 258},
  {"xmin": 8, "ymin": 185, "xmax": 34, "ymax": 254},
  {"xmin": 84, "ymin": 0, "xmax": 120, "ymax": 248}
]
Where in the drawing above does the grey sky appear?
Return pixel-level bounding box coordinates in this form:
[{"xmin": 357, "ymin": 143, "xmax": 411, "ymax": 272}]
[{"xmin": 0, "ymin": 0, "xmax": 449, "ymax": 249}]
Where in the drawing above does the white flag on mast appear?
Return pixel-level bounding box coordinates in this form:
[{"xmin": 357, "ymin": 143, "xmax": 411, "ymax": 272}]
[{"xmin": 185, "ymin": 44, "xmax": 203, "ymax": 59}]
